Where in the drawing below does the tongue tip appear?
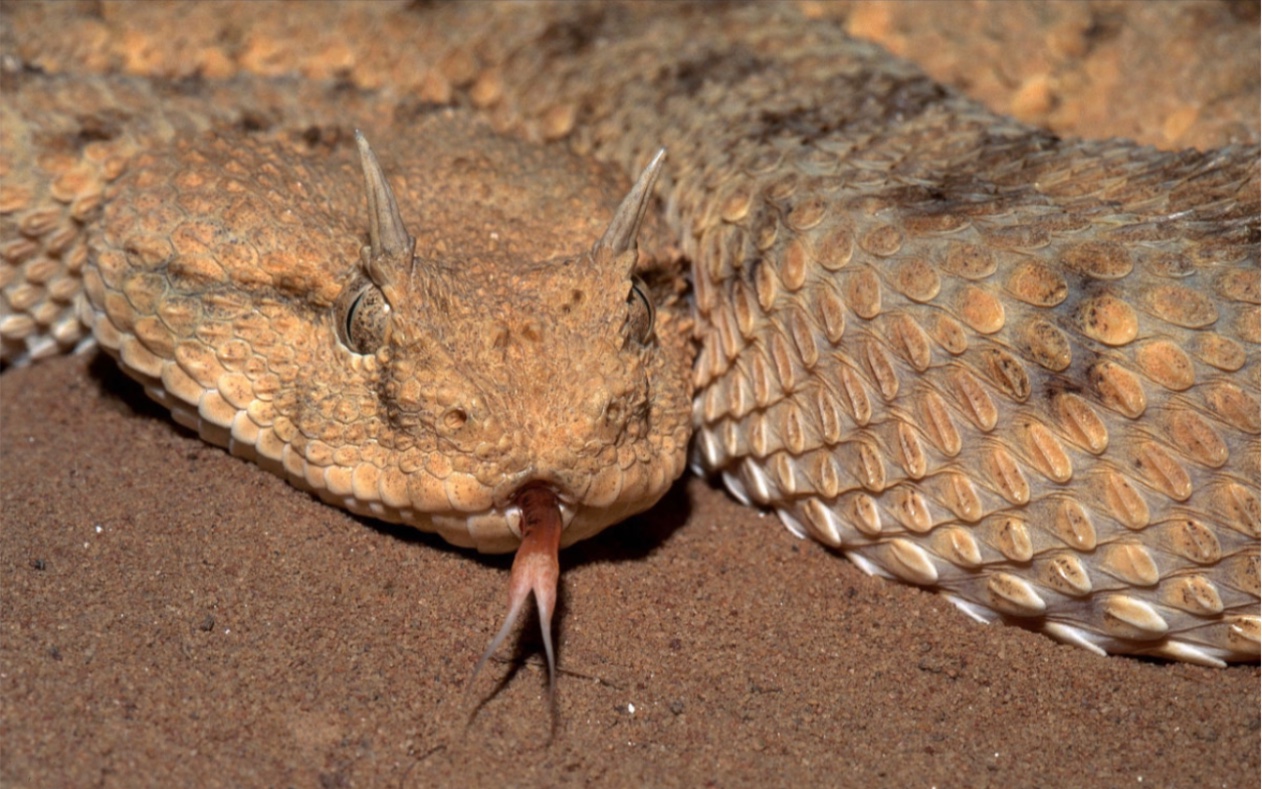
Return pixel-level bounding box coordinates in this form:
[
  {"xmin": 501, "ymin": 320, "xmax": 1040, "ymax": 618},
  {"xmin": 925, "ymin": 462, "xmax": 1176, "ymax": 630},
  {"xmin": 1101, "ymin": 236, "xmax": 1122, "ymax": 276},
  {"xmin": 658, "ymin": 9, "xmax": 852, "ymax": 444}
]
[{"xmin": 470, "ymin": 485, "xmax": 564, "ymax": 689}]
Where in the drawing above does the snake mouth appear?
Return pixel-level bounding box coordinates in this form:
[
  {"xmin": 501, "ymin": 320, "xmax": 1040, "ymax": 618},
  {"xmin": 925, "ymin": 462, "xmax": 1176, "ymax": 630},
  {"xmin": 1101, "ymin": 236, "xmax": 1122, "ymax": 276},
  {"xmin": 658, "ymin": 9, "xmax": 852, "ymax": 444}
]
[{"xmin": 498, "ymin": 477, "xmax": 578, "ymax": 539}]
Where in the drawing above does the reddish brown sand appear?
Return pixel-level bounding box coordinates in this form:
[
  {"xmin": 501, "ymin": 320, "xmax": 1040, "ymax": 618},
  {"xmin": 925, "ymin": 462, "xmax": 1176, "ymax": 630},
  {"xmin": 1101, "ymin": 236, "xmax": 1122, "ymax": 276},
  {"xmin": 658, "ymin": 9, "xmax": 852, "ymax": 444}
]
[
  {"xmin": 3, "ymin": 2, "xmax": 1260, "ymax": 787},
  {"xmin": 3, "ymin": 354, "xmax": 1259, "ymax": 788}
]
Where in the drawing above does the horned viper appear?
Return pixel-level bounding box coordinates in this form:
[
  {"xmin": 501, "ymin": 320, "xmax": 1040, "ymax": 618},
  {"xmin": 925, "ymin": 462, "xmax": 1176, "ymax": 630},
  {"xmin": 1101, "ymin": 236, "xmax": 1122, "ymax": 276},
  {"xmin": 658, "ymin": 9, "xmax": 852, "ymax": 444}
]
[{"xmin": 2, "ymin": 1, "xmax": 1258, "ymax": 674}]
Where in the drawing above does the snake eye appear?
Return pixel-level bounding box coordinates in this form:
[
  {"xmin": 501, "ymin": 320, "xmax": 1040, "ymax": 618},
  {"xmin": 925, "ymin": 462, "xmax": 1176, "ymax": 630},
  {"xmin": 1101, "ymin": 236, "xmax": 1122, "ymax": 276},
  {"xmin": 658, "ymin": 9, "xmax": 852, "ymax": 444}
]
[
  {"xmin": 338, "ymin": 282, "xmax": 391, "ymax": 354},
  {"xmin": 624, "ymin": 276, "xmax": 655, "ymax": 345}
]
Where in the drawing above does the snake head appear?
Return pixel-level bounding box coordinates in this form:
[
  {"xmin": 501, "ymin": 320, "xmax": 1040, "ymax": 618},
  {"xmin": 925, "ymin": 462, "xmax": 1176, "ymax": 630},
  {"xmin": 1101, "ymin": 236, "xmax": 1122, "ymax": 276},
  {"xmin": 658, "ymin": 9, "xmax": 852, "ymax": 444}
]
[{"xmin": 328, "ymin": 128, "xmax": 692, "ymax": 687}]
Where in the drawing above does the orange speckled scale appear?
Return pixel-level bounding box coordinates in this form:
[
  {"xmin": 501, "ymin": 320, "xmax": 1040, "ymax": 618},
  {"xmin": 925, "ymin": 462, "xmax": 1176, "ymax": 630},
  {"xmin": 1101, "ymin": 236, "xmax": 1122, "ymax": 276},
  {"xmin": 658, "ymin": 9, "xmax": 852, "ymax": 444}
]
[
  {"xmin": 398, "ymin": 3, "xmax": 1259, "ymax": 667},
  {"xmin": 0, "ymin": 2, "xmax": 1257, "ymax": 667}
]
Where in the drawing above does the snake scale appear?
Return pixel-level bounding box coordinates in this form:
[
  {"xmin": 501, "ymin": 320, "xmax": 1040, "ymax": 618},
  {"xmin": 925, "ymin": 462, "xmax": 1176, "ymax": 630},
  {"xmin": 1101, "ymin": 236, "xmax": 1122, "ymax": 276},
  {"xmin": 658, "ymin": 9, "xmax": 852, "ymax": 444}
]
[{"xmin": 2, "ymin": 2, "xmax": 1258, "ymax": 673}]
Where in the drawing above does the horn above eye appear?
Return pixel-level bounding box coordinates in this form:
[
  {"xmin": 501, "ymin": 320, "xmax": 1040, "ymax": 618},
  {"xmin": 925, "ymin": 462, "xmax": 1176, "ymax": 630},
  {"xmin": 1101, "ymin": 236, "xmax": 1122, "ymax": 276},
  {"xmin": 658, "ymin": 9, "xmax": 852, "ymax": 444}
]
[{"xmin": 595, "ymin": 149, "xmax": 666, "ymax": 261}]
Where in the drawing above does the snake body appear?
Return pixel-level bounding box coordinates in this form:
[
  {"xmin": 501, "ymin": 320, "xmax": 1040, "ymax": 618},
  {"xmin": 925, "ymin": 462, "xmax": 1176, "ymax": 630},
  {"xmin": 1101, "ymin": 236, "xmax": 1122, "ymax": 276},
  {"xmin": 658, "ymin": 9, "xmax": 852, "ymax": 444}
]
[{"xmin": 2, "ymin": 2, "xmax": 1258, "ymax": 668}]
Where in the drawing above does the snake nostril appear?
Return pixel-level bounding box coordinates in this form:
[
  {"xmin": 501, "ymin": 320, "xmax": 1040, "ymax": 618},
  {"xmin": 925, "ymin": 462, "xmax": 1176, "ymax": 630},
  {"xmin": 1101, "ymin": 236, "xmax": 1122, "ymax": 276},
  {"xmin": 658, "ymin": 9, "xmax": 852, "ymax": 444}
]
[
  {"xmin": 604, "ymin": 399, "xmax": 624, "ymax": 425},
  {"xmin": 443, "ymin": 407, "xmax": 468, "ymax": 431}
]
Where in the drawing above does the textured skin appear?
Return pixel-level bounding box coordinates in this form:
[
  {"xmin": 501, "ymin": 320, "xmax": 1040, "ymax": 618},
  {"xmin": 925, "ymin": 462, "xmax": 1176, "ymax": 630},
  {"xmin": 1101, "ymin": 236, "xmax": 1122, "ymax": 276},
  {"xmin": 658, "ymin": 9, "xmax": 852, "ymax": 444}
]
[
  {"xmin": 1, "ymin": 2, "xmax": 1258, "ymax": 666},
  {"xmin": 84, "ymin": 113, "xmax": 692, "ymax": 554},
  {"xmin": 0, "ymin": 69, "xmax": 410, "ymax": 363}
]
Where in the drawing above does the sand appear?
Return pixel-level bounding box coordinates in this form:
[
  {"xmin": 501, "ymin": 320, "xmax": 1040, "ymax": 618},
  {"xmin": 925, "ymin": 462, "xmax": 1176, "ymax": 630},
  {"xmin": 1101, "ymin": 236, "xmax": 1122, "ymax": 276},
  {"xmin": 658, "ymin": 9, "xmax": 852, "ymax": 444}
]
[
  {"xmin": 2, "ymin": 2, "xmax": 1259, "ymax": 787},
  {"xmin": 3, "ymin": 353, "xmax": 1258, "ymax": 787}
]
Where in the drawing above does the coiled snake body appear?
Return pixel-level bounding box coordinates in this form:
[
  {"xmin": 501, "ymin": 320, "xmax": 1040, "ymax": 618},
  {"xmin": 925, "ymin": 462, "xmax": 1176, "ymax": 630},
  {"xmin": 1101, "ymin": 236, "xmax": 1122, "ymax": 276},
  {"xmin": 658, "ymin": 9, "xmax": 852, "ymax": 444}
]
[{"xmin": 2, "ymin": 2, "xmax": 1258, "ymax": 672}]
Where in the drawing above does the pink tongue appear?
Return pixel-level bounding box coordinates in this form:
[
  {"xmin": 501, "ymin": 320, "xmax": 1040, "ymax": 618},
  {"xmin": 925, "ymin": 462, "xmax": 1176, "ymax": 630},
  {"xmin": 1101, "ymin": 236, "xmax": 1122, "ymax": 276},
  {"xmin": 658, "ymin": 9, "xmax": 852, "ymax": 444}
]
[{"xmin": 472, "ymin": 485, "xmax": 562, "ymax": 689}]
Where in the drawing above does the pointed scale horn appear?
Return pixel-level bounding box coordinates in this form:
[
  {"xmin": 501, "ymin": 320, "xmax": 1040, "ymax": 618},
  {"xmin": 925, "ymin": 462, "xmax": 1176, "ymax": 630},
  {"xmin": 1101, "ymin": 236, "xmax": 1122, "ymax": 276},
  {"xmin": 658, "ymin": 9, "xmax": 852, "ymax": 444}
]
[
  {"xmin": 595, "ymin": 148, "xmax": 666, "ymax": 257},
  {"xmin": 355, "ymin": 131, "xmax": 413, "ymax": 263}
]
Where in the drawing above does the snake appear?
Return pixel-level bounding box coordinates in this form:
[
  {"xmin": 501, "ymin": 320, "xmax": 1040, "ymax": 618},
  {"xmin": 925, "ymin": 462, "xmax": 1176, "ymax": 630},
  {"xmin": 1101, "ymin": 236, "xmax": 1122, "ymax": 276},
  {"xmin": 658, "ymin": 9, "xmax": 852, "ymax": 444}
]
[{"xmin": 2, "ymin": 2, "xmax": 1258, "ymax": 678}]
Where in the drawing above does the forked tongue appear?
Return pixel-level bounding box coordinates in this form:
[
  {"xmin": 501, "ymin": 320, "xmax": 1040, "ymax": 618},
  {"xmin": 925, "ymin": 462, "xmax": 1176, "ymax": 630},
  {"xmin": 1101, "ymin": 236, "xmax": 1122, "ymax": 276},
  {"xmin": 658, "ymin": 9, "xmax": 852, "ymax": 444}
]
[{"xmin": 471, "ymin": 485, "xmax": 563, "ymax": 691}]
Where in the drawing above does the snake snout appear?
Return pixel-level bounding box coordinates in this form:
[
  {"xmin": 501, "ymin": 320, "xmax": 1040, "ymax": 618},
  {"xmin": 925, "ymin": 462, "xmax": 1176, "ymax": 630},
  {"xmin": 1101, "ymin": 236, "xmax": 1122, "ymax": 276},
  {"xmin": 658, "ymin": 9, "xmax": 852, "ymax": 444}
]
[{"xmin": 493, "ymin": 469, "xmax": 573, "ymax": 509}]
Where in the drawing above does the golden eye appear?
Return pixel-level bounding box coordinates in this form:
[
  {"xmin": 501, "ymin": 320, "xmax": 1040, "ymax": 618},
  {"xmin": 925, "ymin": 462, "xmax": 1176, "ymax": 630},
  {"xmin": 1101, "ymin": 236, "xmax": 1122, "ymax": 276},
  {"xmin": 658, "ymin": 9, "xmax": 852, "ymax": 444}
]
[
  {"xmin": 338, "ymin": 282, "xmax": 390, "ymax": 354},
  {"xmin": 625, "ymin": 276, "xmax": 655, "ymax": 344}
]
